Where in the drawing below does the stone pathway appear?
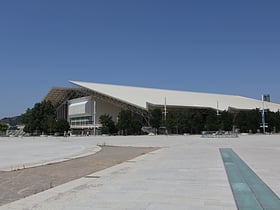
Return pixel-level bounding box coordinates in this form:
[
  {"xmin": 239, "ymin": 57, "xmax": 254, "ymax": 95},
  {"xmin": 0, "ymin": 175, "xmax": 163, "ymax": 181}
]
[{"xmin": 0, "ymin": 146, "xmax": 157, "ymax": 206}]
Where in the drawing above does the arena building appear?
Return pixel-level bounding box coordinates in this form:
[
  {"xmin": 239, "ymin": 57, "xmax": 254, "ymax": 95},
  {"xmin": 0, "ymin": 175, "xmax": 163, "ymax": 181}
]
[{"xmin": 43, "ymin": 80, "xmax": 280, "ymax": 135}]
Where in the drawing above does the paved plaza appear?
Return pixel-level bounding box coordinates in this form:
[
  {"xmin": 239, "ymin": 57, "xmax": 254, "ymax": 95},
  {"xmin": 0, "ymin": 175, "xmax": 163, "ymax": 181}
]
[{"xmin": 0, "ymin": 135, "xmax": 280, "ymax": 209}]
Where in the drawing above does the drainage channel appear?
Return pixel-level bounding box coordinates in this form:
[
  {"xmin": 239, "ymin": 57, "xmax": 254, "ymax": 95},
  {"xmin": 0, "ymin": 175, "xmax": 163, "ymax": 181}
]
[{"xmin": 220, "ymin": 148, "xmax": 280, "ymax": 210}]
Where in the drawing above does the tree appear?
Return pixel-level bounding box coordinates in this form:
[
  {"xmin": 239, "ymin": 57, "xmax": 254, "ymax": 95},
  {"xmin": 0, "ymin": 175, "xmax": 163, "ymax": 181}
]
[
  {"xmin": 165, "ymin": 112, "xmax": 179, "ymax": 134},
  {"xmin": 204, "ymin": 110, "xmax": 219, "ymax": 131},
  {"xmin": 149, "ymin": 109, "xmax": 162, "ymax": 131},
  {"xmin": 54, "ymin": 119, "xmax": 70, "ymax": 134},
  {"xmin": 116, "ymin": 110, "xmax": 131, "ymax": 135},
  {"xmin": 190, "ymin": 112, "xmax": 204, "ymax": 134},
  {"xmin": 272, "ymin": 111, "xmax": 280, "ymax": 132},
  {"xmin": 116, "ymin": 110, "xmax": 143, "ymax": 135},
  {"xmin": 263, "ymin": 110, "xmax": 280, "ymax": 133},
  {"xmin": 220, "ymin": 111, "xmax": 234, "ymax": 131},
  {"xmin": 21, "ymin": 101, "xmax": 57, "ymax": 134},
  {"xmin": 99, "ymin": 114, "xmax": 117, "ymax": 135},
  {"xmin": 177, "ymin": 111, "xmax": 192, "ymax": 134},
  {"xmin": 130, "ymin": 114, "xmax": 143, "ymax": 135},
  {"xmin": 234, "ymin": 109, "xmax": 261, "ymax": 133},
  {"xmin": 0, "ymin": 122, "xmax": 8, "ymax": 135},
  {"xmin": 0, "ymin": 122, "xmax": 8, "ymax": 131}
]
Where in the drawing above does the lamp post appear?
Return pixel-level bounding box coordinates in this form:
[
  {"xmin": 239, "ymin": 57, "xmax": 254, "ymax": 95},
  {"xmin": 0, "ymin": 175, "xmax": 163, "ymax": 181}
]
[
  {"xmin": 93, "ymin": 100, "xmax": 96, "ymax": 136},
  {"xmin": 260, "ymin": 95, "xmax": 268, "ymax": 134},
  {"xmin": 163, "ymin": 97, "xmax": 168, "ymax": 134}
]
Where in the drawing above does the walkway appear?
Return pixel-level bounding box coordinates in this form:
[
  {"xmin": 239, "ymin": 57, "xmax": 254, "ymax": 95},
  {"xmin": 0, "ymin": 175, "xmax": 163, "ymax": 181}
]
[{"xmin": 0, "ymin": 135, "xmax": 280, "ymax": 209}]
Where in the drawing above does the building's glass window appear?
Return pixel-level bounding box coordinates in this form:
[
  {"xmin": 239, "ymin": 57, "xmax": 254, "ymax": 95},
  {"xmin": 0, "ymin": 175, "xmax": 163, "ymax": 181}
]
[{"xmin": 70, "ymin": 116, "xmax": 93, "ymax": 126}]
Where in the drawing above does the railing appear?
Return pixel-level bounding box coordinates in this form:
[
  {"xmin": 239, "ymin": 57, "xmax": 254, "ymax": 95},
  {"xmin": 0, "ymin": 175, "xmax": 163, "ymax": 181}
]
[
  {"xmin": 141, "ymin": 126, "xmax": 157, "ymax": 134},
  {"xmin": 6, "ymin": 129, "xmax": 25, "ymax": 137},
  {"xmin": 70, "ymin": 122, "xmax": 101, "ymax": 129},
  {"xmin": 201, "ymin": 131, "xmax": 238, "ymax": 138}
]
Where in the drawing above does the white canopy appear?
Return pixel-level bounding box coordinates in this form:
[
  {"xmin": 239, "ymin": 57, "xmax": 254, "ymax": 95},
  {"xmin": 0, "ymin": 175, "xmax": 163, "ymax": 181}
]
[{"xmin": 70, "ymin": 80, "xmax": 280, "ymax": 112}]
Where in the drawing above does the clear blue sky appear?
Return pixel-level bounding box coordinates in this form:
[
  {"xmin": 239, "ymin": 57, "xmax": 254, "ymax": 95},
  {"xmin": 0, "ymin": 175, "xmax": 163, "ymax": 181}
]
[{"xmin": 1, "ymin": 0, "xmax": 280, "ymax": 118}]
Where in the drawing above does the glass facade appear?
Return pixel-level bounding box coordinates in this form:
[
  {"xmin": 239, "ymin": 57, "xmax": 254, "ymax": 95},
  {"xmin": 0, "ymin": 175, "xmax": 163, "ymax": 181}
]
[{"xmin": 70, "ymin": 116, "xmax": 93, "ymax": 127}]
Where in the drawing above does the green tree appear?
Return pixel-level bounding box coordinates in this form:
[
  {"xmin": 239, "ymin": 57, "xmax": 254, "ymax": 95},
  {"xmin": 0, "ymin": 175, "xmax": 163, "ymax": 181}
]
[
  {"xmin": 204, "ymin": 110, "xmax": 219, "ymax": 131},
  {"xmin": 0, "ymin": 122, "xmax": 8, "ymax": 135},
  {"xmin": 116, "ymin": 110, "xmax": 131, "ymax": 135},
  {"xmin": 234, "ymin": 109, "xmax": 261, "ymax": 133},
  {"xmin": 21, "ymin": 101, "xmax": 56, "ymax": 134},
  {"xmin": 264, "ymin": 110, "xmax": 280, "ymax": 133},
  {"xmin": 177, "ymin": 111, "xmax": 191, "ymax": 134},
  {"xmin": 116, "ymin": 110, "xmax": 143, "ymax": 135},
  {"xmin": 0, "ymin": 122, "xmax": 8, "ymax": 131},
  {"xmin": 99, "ymin": 114, "xmax": 117, "ymax": 135},
  {"xmin": 220, "ymin": 111, "xmax": 234, "ymax": 131},
  {"xmin": 54, "ymin": 119, "xmax": 70, "ymax": 134},
  {"xmin": 165, "ymin": 111, "xmax": 180, "ymax": 134},
  {"xmin": 191, "ymin": 112, "xmax": 204, "ymax": 134},
  {"xmin": 131, "ymin": 116, "xmax": 143, "ymax": 135},
  {"xmin": 273, "ymin": 111, "xmax": 280, "ymax": 132},
  {"xmin": 149, "ymin": 109, "xmax": 162, "ymax": 131}
]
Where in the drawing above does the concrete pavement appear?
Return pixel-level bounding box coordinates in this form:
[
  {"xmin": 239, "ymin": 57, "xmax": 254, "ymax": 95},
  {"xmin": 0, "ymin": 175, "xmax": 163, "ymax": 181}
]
[
  {"xmin": 0, "ymin": 136, "xmax": 101, "ymax": 171},
  {"xmin": 0, "ymin": 135, "xmax": 280, "ymax": 209}
]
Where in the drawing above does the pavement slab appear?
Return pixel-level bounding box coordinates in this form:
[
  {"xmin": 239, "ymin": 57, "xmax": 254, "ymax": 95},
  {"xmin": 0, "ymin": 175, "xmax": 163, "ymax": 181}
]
[
  {"xmin": 0, "ymin": 146, "xmax": 157, "ymax": 206},
  {"xmin": 0, "ymin": 135, "xmax": 280, "ymax": 209}
]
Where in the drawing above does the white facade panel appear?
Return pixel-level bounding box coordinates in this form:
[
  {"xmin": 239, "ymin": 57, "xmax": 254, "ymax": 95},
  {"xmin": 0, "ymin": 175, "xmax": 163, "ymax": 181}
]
[
  {"xmin": 68, "ymin": 95, "xmax": 122, "ymax": 131},
  {"xmin": 95, "ymin": 98, "xmax": 122, "ymax": 123},
  {"xmin": 69, "ymin": 101, "xmax": 88, "ymax": 116},
  {"xmin": 68, "ymin": 97, "xmax": 92, "ymax": 117}
]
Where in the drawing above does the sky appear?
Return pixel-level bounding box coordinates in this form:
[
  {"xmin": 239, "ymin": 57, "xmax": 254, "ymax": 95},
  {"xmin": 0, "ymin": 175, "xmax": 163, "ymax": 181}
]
[{"xmin": 0, "ymin": 0, "xmax": 280, "ymax": 119}]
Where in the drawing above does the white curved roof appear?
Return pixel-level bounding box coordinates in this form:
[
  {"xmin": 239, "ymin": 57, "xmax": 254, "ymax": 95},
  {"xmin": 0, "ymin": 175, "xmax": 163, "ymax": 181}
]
[{"xmin": 70, "ymin": 81, "xmax": 280, "ymax": 112}]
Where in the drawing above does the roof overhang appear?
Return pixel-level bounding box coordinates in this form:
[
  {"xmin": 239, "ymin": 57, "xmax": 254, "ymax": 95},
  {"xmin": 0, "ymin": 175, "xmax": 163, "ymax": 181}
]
[{"xmin": 69, "ymin": 80, "xmax": 280, "ymax": 112}]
